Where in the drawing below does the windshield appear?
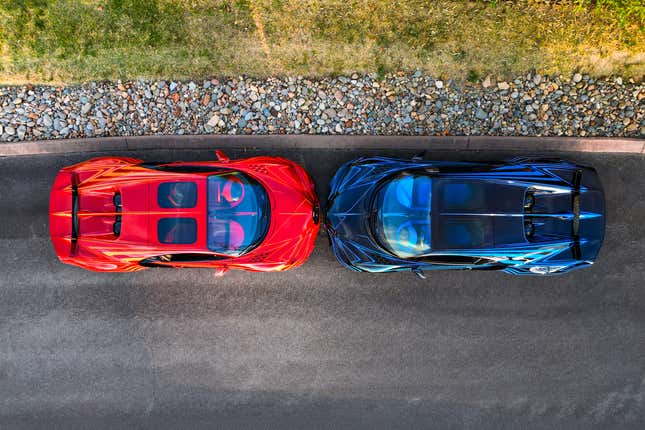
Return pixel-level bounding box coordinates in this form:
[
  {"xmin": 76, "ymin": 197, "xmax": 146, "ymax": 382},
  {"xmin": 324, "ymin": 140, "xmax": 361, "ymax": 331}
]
[
  {"xmin": 372, "ymin": 173, "xmax": 432, "ymax": 258},
  {"xmin": 207, "ymin": 172, "xmax": 269, "ymax": 256}
]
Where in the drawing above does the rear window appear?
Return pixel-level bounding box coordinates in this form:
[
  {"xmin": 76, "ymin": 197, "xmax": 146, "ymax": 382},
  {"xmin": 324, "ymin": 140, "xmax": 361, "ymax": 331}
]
[
  {"xmin": 158, "ymin": 182, "xmax": 197, "ymax": 208},
  {"xmin": 158, "ymin": 218, "xmax": 197, "ymax": 244}
]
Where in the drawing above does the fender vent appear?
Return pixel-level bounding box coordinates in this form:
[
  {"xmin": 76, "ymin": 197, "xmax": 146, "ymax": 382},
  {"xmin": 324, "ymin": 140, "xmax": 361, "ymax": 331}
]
[{"xmin": 247, "ymin": 165, "xmax": 270, "ymax": 175}]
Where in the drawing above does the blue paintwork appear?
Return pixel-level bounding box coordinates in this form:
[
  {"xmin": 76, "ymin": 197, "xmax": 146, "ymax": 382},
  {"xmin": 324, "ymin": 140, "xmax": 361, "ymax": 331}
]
[{"xmin": 325, "ymin": 156, "xmax": 605, "ymax": 276}]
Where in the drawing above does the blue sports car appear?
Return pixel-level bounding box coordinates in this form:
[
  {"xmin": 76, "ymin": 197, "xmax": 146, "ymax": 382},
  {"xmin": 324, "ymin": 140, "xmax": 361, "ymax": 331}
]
[{"xmin": 325, "ymin": 156, "xmax": 605, "ymax": 277}]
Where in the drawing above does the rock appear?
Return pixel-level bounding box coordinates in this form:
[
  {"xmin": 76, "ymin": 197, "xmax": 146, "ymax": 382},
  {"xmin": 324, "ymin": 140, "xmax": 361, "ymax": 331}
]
[
  {"xmin": 615, "ymin": 77, "xmax": 623, "ymax": 85},
  {"xmin": 497, "ymin": 82, "xmax": 510, "ymax": 90},
  {"xmin": 17, "ymin": 125, "xmax": 26, "ymax": 139},
  {"xmin": 5, "ymin": 126, "xmax": 16, "ymax": 135},
  {"xmin": 324, "ymin": 108, "xmax": 337, "ymax": 119},
  {"xmin": 573, "ymin": 73, "xmax": 582, "ymax": 83},
  {"xmin": 207, "ymin": 115, "xmax": 220, "ymax": 127},
  {"xmin": 42, "ymin": 114, "xmax": 53, "ymax": 127},
  {"xmin": 482, "ymin": 75, "xmax": 492, "ymax": 88},
  {"xmin": 13, "ymin": 98, "xmax": 23, "ymax": 105},
  {"xmin": 81, "ymin": 103, "xmax": 92, "ymax": 115},
  {"xmin": 435, "ymin": 80, "xmax": 444, "ymax": 89},
  {"xmin": 335, "ymin": 123, "xmax": 343, "ymax": 133},
  {"xmin": 475, "ymin": 108, "xmax": 487, "ymax": 120},
  {"xmin": 533, "ymin": 74, "xmax": 542, "ymax": 85}
]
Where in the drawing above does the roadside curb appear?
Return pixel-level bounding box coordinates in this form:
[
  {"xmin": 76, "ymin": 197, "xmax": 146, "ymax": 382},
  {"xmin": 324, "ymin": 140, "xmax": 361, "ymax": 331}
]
[{"xmin": 0, "ymin": 135, "xmax": 643, "ymax": 157}]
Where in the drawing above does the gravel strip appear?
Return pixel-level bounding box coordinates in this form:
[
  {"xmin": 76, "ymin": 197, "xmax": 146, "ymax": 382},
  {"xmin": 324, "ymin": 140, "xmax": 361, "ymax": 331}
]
[{"xmin": 0, "ymin": 72, "xmax": 643, "ymax": 142}]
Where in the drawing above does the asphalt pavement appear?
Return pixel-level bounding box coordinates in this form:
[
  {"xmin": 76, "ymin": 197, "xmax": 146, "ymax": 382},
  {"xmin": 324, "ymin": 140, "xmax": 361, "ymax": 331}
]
[{"xmin": 1, "ymin": 138, "xmax": 644, "ymax": 429}]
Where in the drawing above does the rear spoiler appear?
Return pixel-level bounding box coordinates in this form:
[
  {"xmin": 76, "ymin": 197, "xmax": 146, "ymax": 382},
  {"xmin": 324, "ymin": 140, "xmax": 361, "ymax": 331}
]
[
  {"xmin": 71, "ymin": 172, "xmax": 79, "ymax": 256},
  {"xmin": 571, "ymin": 169, "xmax": 582, "ymax": 260}
]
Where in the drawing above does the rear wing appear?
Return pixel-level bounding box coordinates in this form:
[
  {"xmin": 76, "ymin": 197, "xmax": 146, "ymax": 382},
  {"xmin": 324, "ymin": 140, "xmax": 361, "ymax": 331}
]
[{"xmin": 71, "ymin": 172, "xmax": 79, "ymax": 256}]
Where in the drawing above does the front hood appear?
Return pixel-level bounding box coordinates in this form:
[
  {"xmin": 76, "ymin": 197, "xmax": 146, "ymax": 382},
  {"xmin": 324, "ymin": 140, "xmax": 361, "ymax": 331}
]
[
  {"xmin": 326, "ymin": 157, "xmax": 420, "ymax": 228},
  {"xmin": 326, "ymin": 181, "xmax": 373, "ymax": 239},
  {"xmin": 235, "ymin": 158, "xmax": 320, "ymax": 269},
  {"xmin": 325, "ymin": 162, "xmax": 401, "ymax": 270},
  {"xmin": 326, "ymin": 188, "xmax": 409, "ymax": 272}
]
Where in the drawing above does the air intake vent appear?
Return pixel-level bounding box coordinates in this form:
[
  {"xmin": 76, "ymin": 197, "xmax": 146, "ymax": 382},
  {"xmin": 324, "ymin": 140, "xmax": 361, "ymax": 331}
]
[
  {"xmin": 113, "ymin": 192, "xmax": 122, "ymax": 236},
  {"xmin": 248, "ymin": 252, "xmax": 270, "ymax": 263}
]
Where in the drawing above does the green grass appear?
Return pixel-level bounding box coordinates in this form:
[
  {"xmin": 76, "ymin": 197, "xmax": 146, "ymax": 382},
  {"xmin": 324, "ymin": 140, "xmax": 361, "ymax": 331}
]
[
  {"xmin": 576, "ymin": 0, "xmax": 645, "ymax": 27},
  {"xmin": 0, "ymin": 0, "xmax": 643, "ymax": 84}
]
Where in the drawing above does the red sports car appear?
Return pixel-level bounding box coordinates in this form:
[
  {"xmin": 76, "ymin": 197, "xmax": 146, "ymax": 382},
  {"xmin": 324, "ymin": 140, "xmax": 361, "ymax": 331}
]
[{"xmin": 49, "ymin": 151, "xmax": 320, "ymax": 274}]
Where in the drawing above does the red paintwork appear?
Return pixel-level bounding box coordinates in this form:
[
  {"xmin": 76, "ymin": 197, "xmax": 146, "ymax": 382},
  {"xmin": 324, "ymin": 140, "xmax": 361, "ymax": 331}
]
[{"xmin": 49, "ymin": 153, "xmax": 320, "ymax": 273}]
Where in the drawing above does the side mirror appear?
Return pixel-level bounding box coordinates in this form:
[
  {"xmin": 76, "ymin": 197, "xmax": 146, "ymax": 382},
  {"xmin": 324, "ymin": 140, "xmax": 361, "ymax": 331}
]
[
  {"xmin": 215, "ymin": 150, "xmax": 230, "ymax": 163},
  {"xmin": 213, "ymin": 267, "xmax": 228, "ymax": 277},
  {"xmin": 412, "ymin": 151, "xmax": 426, "ymax": 161},
  {"xmin": 412, "ymin": 268, "xmax": 427, "ymax": 280}
]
